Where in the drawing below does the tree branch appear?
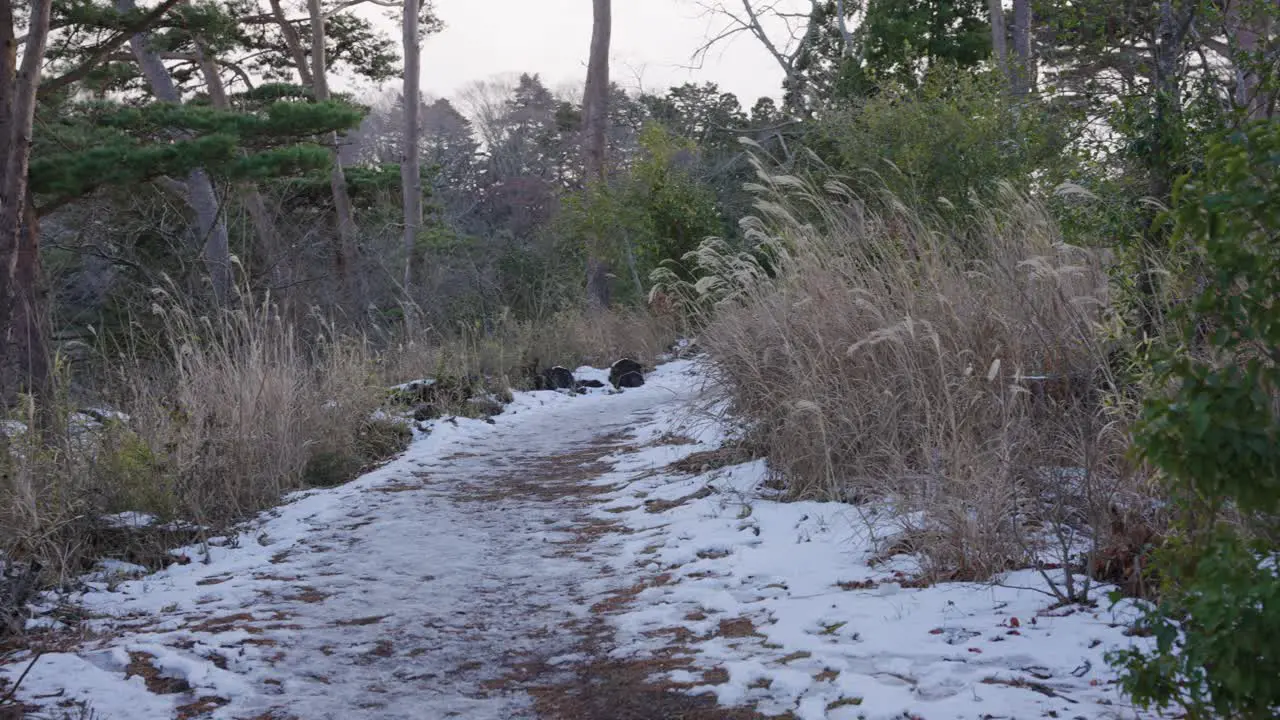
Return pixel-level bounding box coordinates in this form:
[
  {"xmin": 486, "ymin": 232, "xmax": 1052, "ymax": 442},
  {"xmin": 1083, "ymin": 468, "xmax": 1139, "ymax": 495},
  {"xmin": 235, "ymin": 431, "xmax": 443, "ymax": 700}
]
[{"xmin": 43, "ymin": 0, "xmax": 185, "ymax": 94}]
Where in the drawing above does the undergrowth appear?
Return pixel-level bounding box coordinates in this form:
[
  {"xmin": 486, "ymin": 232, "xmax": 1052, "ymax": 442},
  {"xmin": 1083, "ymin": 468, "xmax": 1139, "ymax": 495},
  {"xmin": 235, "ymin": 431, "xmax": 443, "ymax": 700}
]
[
  {"xmin": 657, "ymin": 162, "xmax": 1163, "ymax": 596},
  {"xmin": 0, "ymin": 284, "xmax": 676, "ymax": 588}
]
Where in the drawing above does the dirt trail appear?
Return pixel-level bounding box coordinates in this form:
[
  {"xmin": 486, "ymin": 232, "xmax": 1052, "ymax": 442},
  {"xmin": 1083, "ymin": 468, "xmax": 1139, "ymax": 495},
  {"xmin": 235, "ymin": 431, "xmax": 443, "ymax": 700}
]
[{"xmin": 5, "ymin": 365, "xmax": 763, "ymax": 720}]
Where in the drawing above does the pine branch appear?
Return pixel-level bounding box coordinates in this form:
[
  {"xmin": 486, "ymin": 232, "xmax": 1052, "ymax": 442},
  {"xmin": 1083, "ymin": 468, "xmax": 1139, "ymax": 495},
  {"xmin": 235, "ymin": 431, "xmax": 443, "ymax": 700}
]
[{"xmin": 44, "ymin": 0, "xmax": 185, "ymax": 94}]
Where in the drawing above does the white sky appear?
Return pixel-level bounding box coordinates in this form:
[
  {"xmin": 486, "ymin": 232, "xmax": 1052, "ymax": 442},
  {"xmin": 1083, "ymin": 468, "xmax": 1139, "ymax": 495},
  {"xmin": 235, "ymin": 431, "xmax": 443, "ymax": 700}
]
[{"xmin": 414, "ymin": 0, "xmax": 788, "ymax": 104}]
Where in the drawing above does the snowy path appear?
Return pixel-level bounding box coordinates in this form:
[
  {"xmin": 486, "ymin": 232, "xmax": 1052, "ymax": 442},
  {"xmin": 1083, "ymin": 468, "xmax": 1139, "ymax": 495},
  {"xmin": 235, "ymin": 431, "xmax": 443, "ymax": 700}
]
[
  {"xmin": 3, "ymin": 365, "xmax": 704, "ymax": 720},
  {"xmin": 3, "ymin": 360, "xmax": 1157, "ymax": 720}
]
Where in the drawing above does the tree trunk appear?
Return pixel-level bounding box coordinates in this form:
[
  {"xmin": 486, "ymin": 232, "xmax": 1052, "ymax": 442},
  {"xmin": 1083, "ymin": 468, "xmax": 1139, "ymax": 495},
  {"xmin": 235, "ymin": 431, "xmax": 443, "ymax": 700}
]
[
  {"xmin": 1136, "ymin": 0, "xmax": 1194, "ymax": 339},
  {"xmin": 1226, "ymin": 0, "xmax": 1277, "ymax": 119},
  {"xmin": 269, "ymin": 0, "xmax": 314, "ymax": 86},
  {"xmin": 1150, "ymin": 0, "xmax": 1187, "ymax": 203},
  {"xmin": 988, "ymin": 0, "xmax": 1009, "ymax": 82},
  {"xmin": 583, "ymin": 0, "xmax": 612, "ymax": 310},
  {"xmin": 119, "ymin": 0, "xmax": 232, "ymax": 304},
  {"xmin": 306, "ymin": 0, "xmax": 358, "ymax": 304},
  {"xmin": 11, "ymin": 194, "xmax": 49, "ymax": 407},
  {"xmin": 401, "ymin": 0, "xmax": 423, "ymax": 294},
  {"xmin": 836, "ymin": 0, "xmax": 853, "ymax": 57},
  {"xmin": 0, "ymin": 2, "xmax": 17, "ymax": 406},
  {"xmin": 195, "ymin": 42, "xmax": 286, "ymax": 294},
  {"xmin": 1011, "ymin": 0, "xmax": 1034, "ymax": 96},
  {"xmin": 1, "ymin": 0, "xmax": 53, "ymax": 408}
]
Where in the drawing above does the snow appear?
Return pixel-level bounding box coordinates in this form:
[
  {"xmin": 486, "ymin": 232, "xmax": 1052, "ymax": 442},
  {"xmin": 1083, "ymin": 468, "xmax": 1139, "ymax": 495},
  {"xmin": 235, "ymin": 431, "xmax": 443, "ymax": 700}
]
[
  {"xmin": 0, "ymin": 419, "xmax": 26, "ymax": 438},
  {"xmin": 1, "ymin": 359, "xmax": 1158, "ymax": 719},
  {"xmin": 99, "ymin": 511, "xmax": 161, "ymax": 529}
]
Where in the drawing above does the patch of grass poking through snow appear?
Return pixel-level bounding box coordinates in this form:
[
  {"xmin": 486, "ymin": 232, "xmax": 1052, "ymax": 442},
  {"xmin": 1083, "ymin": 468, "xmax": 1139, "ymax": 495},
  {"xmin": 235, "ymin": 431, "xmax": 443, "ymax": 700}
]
[
  {"xmin": 124, "ymin": 652, "xmax": 191, "ymax": 695},
  {"xmin": 813, "ymin": 668, "xmax": 840, "ymax": 682},
  {"xmin": 825, "ymin": 696, "xmax": 863, "ymax": 710},
  {"xmin": 717, "ymin": 617, "xmax": 762, "ymax": 639},
  {"xmin": 775, "ymin": 651, "xmax": 812, "ymax": 665},
  {"xmin": 819, "ymin": 621, "xmax": 847, "ymax": 635},
  {"xmin": 644, "ymin": 486, "xmax": 714, "ymax": 513}
]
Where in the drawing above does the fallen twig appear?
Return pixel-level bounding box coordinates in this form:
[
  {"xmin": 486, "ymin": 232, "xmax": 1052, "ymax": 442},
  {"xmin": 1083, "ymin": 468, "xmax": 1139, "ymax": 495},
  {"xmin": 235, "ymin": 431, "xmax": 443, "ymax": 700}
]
[{"xmin": 0, "ymin": 651, "xmax": 44, "ymax": 705}]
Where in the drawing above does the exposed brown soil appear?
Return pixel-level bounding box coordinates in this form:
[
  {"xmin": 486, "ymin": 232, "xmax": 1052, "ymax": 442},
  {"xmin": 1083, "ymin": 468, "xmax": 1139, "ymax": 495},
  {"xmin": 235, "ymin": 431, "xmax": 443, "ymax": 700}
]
[
  {"xmin": 668, "ymin": 445, "xmax": 756, "ymax": 475},
  {"xmin": 464, "ymin": 433, "xmax": 787, "ymax": 719},
  {"xmin": 126, "ymin": 652, "xmax": 192, "ymax": 695},
  {"xmin": 644, "ymin": 486, "xmax": 714, "ymax": 513}
]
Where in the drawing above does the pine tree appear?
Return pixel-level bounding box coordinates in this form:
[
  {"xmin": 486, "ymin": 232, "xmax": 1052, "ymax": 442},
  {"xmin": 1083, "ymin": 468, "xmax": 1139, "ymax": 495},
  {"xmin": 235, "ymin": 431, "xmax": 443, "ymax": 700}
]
[{"xmin": 2, "ymin": 0, "xmax": 372, "ymax": 413}]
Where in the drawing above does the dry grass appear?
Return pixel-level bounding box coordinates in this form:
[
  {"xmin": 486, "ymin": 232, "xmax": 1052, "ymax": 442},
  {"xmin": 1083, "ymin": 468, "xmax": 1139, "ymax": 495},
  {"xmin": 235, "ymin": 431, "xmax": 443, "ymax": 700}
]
[
  {"xmin": 658, "ymin": 168, "xmax": 1161, "ymax": 597},
  {"xmin": 377, "ymin": 305, "xmax": 679, "ymax": 391},
  {"xmin": 1, "ymin": 281, "xmax": 675, "ymax": 594}
]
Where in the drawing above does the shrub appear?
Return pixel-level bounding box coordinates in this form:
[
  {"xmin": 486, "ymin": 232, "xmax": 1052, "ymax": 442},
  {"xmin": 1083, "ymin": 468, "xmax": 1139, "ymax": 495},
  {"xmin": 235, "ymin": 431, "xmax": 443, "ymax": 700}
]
[
  {"xmin": 811, "ymin": 67, "xmax": 1077, "ymax": 224},
  {"xmin": 1109, "ymin": 121, "xmax": 1280, "ymax": 719},
  {"xmin": 658, "ymin": 165, "xmax": 1152, "ymax": 593},
  {"xmin": 1, "ymin": 294, "xmax": 677, "ymax": 583}
]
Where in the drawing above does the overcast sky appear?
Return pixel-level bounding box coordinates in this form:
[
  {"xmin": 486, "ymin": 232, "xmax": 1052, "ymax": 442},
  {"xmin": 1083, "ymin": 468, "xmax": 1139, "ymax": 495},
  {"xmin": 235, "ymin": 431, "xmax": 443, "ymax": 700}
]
[{"xmin": 412, "ymin": 0, "xmax": 788, "ymax": 104}]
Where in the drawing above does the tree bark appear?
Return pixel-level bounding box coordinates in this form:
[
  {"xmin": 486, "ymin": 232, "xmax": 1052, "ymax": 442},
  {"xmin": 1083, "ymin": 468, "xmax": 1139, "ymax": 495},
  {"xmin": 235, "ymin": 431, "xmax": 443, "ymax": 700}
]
[
  {"xmin": 1011, "ymin": 0, "xmax": 1034, "ymax": 96},
  {"xmin": 11, "ymin": 194, "xmax": 49, "ymax": 409},
  {"xmin": 119, "ymin": 0, "xmax": 232, "ymax": 304},
  {"xmin": 988, "ymin": 0, "xmax": 1009, "ymax": 83},
  {"xmin": 401, "ymin": 0, "xmax": 423, "ymax": 294},
  {"xmin": 1, "ymin": 0, "xmax": 53, "ymax": 407},
  {"xmin": 583, "ymin": 0, "xmax": 612, "ymax": 310},
  {"xmin": 306, "ymin": 0, "xmax": 359, "ymax": 304},
  {"xmin": 0, "ymin": 1, "xmax": 17, "ymax": 406},
  {"xmin": 269, "ymin": 0, "xmax": 314, "ymax": 86}
]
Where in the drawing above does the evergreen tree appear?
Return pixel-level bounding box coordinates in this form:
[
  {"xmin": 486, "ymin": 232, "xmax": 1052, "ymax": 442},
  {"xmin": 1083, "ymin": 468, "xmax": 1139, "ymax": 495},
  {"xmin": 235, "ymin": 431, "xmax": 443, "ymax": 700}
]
[
  {"xmin": 2, "ymin": 0, "xmax": 372, "ymax": 410},
  {"xmin": 856, "ymin": 0, "xmax": 992, "ymax": 88}
]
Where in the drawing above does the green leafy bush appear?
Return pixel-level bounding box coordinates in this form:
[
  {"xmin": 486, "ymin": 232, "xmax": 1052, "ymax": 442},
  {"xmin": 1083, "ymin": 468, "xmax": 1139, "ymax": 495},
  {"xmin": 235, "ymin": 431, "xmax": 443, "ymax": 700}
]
[
  {"xmin": 557, "ymin": 124, "xmax": 723, "ymax": 303},
  {"xmin": 811, "ymin": 67, "xmax": 1076, "ymax": 220},
  {"xmin": 1110, "ymin": 120, "xmax": 1280, "ymax": 720}
]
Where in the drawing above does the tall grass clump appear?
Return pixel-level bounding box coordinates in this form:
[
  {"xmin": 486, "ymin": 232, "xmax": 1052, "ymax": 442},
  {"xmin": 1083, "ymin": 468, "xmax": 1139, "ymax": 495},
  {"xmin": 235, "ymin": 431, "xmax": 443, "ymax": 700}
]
[
  {"xmin": 1, "ymin": 280, "xmax": 678, "ymax": 585},
  {"xmin": 1, "ymin": 284, "xmax": 398, "ymax": 582},
  {"xmin": 110, "ymin": 288, "xmax": 395, "ymax": 522},
  {"xmin": 658, "ymin": 162, "xmax": 1155, "ymax": 594}
]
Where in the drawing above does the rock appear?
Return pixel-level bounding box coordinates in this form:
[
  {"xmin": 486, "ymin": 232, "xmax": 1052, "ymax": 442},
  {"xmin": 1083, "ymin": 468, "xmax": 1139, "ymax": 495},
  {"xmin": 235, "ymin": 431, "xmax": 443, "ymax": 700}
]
[
  {"xmin": 575, "ymin": 378, "xmax": 605, "ymax": 391},
  {"xmin": 615, "ymin": 371, "xmax": 645, "ymax": 388},
  {"xmin": 609, "ymin": 359, "xmax": 645, "ymax": 389},
  {"xmin": 543, "ymin": 366, "xmax": 575, "ymax": 391},
  {"xmin": 0, "ymin": 561, "xmax": 42, "ymax": 639},
  {"xmin": 469, "ymin": 397, "xmax": 506, "ymax": 418},
  {"xmin": 412, "ymin": 404, "xmax": 439, "ymax": 422}
]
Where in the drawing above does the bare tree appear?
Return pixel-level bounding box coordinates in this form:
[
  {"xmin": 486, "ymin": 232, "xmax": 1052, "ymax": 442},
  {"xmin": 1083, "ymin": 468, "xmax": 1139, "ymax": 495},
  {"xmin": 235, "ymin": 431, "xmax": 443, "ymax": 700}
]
[
  {"xmin": 691, "ymin": 0, "xmax": 822, "ymax": 109},
  {"xmin": 117, "ymin": 0, "xmax": 233, "ymax": 304},
  {"xmin": 402, "ymin": 0, "xmax": 423, "ymax": 293},
  {"xmin": 584, "ymin": 0, "xmax": 612, "ymax": 308},
  {"xmin": 457, "ymin": 75, "xmax": 519, "ymax": 148}
]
